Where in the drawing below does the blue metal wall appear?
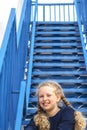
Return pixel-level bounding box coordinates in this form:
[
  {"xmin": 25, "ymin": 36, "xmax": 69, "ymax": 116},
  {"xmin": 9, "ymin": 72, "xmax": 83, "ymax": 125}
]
[{"xmin": 0, "ymin": 0, "xmax": 31, "ymax": 130}]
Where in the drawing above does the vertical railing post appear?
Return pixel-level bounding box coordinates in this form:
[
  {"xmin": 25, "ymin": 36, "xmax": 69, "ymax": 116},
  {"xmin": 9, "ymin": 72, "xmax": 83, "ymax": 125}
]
[{"xmin": 26, "ymin": 0, "xmax": 38, "ymax": 112}]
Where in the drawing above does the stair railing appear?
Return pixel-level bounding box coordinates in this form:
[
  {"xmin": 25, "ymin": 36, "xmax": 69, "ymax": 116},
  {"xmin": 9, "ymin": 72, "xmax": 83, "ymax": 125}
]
[
  {"xmin": 31, "ymin": 2, "xmax": 77, "ymax": 22},
  {"xmin": 26, "ymin": 0, "xmax": 38, "ymax": 111},
  {"xmin": 0, "ymin": 0, "xmax": 31, "ymax": 129},
  {"xmin": 14, "ymin": 0, "xmax": 31, "ymax": 129},
  {"xmin": 14, "ymin": 81, "xmax": 26, "ymax": 130},
  {"xmin": 75, "ymin": 0, "xmax": 87, "ymax": 70},
  {"xmin": 0, "ymin": 9, "xmax": 18, "ymax": 130}
]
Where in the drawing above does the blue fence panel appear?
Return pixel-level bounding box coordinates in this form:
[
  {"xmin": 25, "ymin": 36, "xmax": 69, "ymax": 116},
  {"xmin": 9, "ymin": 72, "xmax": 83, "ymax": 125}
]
[
  {"xmin": 0, "ymin": 0, "xmax": 31, "ymax": 129},
  {"xmin": 0, "ymin": 10, "xmax": 17, "ymax": 130}
]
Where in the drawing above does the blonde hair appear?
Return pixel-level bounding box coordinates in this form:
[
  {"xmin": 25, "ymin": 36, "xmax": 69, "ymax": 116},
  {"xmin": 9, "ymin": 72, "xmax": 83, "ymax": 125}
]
[{"xmin": 34, "ymin": 80, "xmax": 86, "ymax": 130}]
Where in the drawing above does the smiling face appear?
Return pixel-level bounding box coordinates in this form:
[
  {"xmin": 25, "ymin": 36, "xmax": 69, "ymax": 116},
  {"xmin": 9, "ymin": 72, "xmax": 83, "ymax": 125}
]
[{"xmin": 38, "ymin": 85, "xmax": 61, "ymax": 116}]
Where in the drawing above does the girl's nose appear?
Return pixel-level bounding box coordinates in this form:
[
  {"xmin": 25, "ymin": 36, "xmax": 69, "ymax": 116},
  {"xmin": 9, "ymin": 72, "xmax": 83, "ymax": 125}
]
[{"xmin": 43, "ymin": 95, "xmax": 48, "ymax": 100}]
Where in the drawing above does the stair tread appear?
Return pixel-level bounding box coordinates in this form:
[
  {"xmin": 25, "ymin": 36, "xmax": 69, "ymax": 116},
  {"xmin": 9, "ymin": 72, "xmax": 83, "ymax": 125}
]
[
  {"xmin": 33, "ymin": 63, "xmax": 84, "ymax": 67},
  {"xmin": 36, "ymin": 21, "xmax": 78, "ymax": 25},
  {"xmin": 31, "ymin": 79, "xmax": 87, "ymax": 84},
  {"xmin": 32, "ymin": 70, "xmax": 87, "ymax": 75},
  {"xmin": 36, "ymin": 31, "xmax": 80, "ymax": 35},
  {"xmin": 30, "ymin": 88, "xmax": 87, "ymax": 93},
  {"xmin": 35, "ymin": 37, "xmax": 80, "ymax": 40},
  {"xmin": 34, "ymin": 48, "xmax": 82, "ymax": 53},
  {"xmin": 34, "ymin": 55, "xmax": 83, "ymax": 59},
  {"xmin": 36, "ymin": 26, "xmax": 79, "ymax": 30},
  {"xmin": 35, "ymin": 42, "xmax": 82, "ymax": 47}
]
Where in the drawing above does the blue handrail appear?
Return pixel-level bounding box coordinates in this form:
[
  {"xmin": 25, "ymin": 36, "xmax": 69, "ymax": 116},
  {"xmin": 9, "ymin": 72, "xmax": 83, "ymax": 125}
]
[
  {"xmin": 74, "ymin": 0, "xmax": 87, "ymax": 70},
  {"xmin": 26, "ymin": 0, "xmax": 38, "ymax": 111},
  {"xmin": 14, "ymin": 81, "xmax": 26, "ymax": 130},
  {"xmin": 0, "ymin": 0, "xmax": 31, "ymax": 129},
  {"xmin": 0, "ymin": 9, "xmax": 17, "ymax": 130},
  {"xmin": 0, "ymin": 9, "xmax": 15, "ymax": 72}
]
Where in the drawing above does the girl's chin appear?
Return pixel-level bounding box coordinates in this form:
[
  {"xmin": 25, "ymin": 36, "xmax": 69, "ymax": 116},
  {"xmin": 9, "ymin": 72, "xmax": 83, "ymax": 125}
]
[{"xmin": 42, "ymin": 107, "xmax": 50, "ymax": 111}]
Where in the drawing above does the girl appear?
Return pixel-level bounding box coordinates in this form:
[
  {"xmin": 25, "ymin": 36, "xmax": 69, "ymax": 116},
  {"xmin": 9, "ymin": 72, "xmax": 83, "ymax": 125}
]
[{"xmin": 25, "ymin": 80, "xmax": 86, "ymax": 130}]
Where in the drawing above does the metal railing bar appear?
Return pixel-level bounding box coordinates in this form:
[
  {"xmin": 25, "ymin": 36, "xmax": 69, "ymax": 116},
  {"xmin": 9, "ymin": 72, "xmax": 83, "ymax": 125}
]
[
  {"xmin": 26, "ymin": 0, "xmax": 38, "ymax": 111},
  {"xmin": 14, "ymin": 81, "xmax": 26, "ymax": 130}
]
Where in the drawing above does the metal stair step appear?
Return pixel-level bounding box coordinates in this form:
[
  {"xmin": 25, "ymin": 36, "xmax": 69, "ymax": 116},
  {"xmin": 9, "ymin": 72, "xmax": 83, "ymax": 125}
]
[
  {"xmin": 35, "ymin": 42, "xmax": 82, "ymax": 47},
  {"xmin": 32, "ymin": 77, "xmax": 87, "ymax": 80},
  {"xmin": 33, "ymin": 62, "xmax": 84, "ymax": 67},
  {"xmin": 34, "ymin": 46, "xmax": 82, "ymax": 49},
  {"xmin": 35, "ymin": 36, "xmax": 81, "ymax": 41},
  {"xmin": 34, "ymin": 55, "xmax": 83, "ymax": 60},
  {"xmin": 31, "ymin": 79, "xmax": 87, "ymax": 84},
  {"xmin": 33, "ymin": 65, "xmax": 85, "ymax": 71},
  {"xmin": 36, "ymin": 26, "xmax": 79, "ymax": 31},
  {"xmin": 30, "ymin": 88, "xmax": 87, "ymax": 94},
  {"xmin": 34, "ymin": 48, "xmax": 82, "ymax": 53},
  {"xmin": 36, "ymin": 21, "xmax": 78, "ymax": 26},
  {"xmin": 32, "ymin": 70, "xmax": 87, "ymax": 76},
  {"xmin": 33, "ymin": 62, "xmax": 85, "ymax": 68},
  {"xmin": 34, "ymin": 46, "xmax": 82, "ymax": 50},
  {"xmin": 35, "ymin": 31, "xmax": 80, "ymax": 36},
  {"xmin": 34, "ymin": 53, "xmax": 84, "ymax": 57}
]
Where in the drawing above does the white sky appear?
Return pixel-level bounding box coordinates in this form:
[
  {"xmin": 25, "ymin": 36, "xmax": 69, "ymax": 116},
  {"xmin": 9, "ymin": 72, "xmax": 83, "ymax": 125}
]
[
  {"xmin": 0, "ymin": 0, "xmax": 18, "ymax": 27},
  {"xmin": 0, "ymin": 0, "xmax": 19, "ymax": 46}
]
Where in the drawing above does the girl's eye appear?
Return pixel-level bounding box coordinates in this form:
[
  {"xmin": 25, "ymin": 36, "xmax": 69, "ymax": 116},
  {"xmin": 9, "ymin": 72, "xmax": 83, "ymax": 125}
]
[
  {"xmin": 39, "ymin": 95, "xmax": 43, "ymax": 98},
  {"xmin": 47, "ymin": 94, "xmax": 52, "ymax": 97},
  {"xmin": 39, "ymin": 94, "xmax": 51, "ymax": 98}
]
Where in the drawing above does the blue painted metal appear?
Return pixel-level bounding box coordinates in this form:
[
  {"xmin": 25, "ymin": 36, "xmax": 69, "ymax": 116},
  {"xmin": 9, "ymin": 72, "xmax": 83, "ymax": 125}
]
[
  {"xmin": 34, "ymin": 55, "xmax": 83, "ymax": 59},
  {"xmin": 32, "ymin": 71, "xmax": 87, "ymax": 75},
  {"xmin": 25, "ymin": 2, "xmax": 87, "ymax": 122},
  {"xmin": 0, "ymin": 0, "xmax": 31, "ymax": 129},
  {"xmin": 17, "ymin": 0, "xmax": 31, "ymax": 45},
  {"xmin": 0, "ymin": 9, "xmax": 17, "ymax": 130},
  {"xmin": 74, "ymin": 0, "xmax": 87, "ymax": 70},
  {"xmin": 14, "ymin": 81, "xmax": 26, "ymax": 130},
  {"xmin": 31, "ymin": 79, "xmax": 87, "ymax": 84},
  {"xmin": 34, "ymin": 48, "xmax": 82, "ymax": 53},
  {"xmin": 1, "ymin": 0, "xmax": 87, "ymax": 129},
  {"xmin": 76, "ymin": 0, "xmax": 87, "ymax": 33},
  {"xmin": 31, "ymin": 87, "xmax": 87, "ymax": 94},
  {"xmin": 31, "ymin": 3, "xmax": 76, "ymax": 22},
  {"xmin": 26, "ymin": 0, "xmax": 38, "ymax": 112},
  {"xmin": 35, "ymin": 37, "xmax": 80, "ymax": 41}
]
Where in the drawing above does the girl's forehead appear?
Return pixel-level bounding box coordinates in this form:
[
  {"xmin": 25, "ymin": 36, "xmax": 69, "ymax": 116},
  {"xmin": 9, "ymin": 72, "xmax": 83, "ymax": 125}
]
[{"xmin": 38, "ymin": 85, "xmax": 55, "ymax": 92}]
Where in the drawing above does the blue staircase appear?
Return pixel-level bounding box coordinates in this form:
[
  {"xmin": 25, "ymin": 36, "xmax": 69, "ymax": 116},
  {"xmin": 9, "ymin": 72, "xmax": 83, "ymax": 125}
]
[
  {"xmin": 1, "ymin": 0, "xmax": 87, "ymax": 130},
  {"xmin": 23, "ymin": 21, "xmax": 87, "ymax": 128}
]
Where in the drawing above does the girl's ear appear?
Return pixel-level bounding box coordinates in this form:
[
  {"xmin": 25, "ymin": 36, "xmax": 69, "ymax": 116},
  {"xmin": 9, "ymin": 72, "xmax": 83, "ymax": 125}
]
[{"xmin": 56, "ymin": 95, "xmax": 61, "ymax": 102}]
